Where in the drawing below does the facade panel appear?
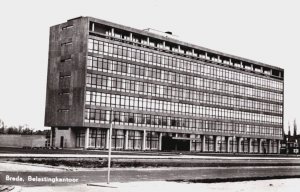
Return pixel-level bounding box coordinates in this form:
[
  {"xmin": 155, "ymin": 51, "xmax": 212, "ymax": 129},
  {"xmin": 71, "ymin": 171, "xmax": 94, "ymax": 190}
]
[{"xmin": 45, "ymin": 17, "xmax": 89, "ymax": 127}]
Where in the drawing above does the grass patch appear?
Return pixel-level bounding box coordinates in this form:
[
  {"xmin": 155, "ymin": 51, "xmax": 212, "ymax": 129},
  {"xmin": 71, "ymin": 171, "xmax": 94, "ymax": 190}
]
[
  {"xmin": 14, "ymin": 158, "xmax": 300, "ymax": 168},
  {"xmin": 15, "ymin": 158, "xmax": 108, "ymax": 168}
]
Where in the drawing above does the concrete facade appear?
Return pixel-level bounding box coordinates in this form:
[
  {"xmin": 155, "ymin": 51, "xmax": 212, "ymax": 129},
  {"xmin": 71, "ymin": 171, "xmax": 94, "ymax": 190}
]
[
  {"xmin": 53, "ymin": 127, "xmax": 76, "ymax": 148},
  {"xmin": 45, "ymin": 17, "xmax": 284, "ymax": 153},
  {"xmin": 44, "ymin": 17, "xmax": 89, "ymax": 127}
]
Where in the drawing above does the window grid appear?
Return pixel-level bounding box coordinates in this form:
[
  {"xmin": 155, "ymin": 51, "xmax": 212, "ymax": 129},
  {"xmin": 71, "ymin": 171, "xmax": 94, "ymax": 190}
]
[
  {"xmin": 85, "ymin": 91, "xmax": 282, "ymax": 125},
  {"xmin": 84, "ymin": 108, "xmax": 282, "ymax": 137},
  {"xmin": 86, "ymin": 73, "xmax": 282, "ymax": 114},
  {"xmin": 87, "ymin": 56, "xmax": 283, "ymax": 103},
  {"xmin": 88, "ymin": 39, "xmax": 283, "ymax": 92}
]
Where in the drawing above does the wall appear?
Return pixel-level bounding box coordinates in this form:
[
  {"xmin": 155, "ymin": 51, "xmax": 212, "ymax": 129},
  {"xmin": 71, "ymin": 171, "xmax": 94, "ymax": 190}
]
[
  {"xmin": 53, "ymin": 127, "xmax": 76, "ymax": 148},
  {"xmin": 0, "ymin": 134, "xmax": 47, "ymax": 148}
]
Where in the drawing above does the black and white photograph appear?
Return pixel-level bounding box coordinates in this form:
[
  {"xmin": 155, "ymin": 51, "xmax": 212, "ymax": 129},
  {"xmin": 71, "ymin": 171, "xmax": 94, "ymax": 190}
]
[{"xmin": 0, "ymin": 0, "xmax": 299, "ymax": 191}]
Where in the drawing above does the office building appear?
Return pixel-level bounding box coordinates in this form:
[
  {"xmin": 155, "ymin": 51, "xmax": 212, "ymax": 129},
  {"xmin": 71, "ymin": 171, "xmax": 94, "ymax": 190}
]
[{"xmin": 45, "ymin": 16, "xmax": 284, "ymax": 153}]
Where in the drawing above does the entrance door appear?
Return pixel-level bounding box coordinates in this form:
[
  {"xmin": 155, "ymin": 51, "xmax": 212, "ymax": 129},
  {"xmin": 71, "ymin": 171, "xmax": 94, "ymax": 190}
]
[
  {"xmin": 60, "ymin": 136, "xmax": 64, "ymax": 148},
  {"xmin": 176, "ymin": 140, "xmax": 190, "ymax": 151},
  {"xmin": 161, "ymin": 135, "xmax": 174, "ymax": 151},
  {"xmin": 161, "ymin": 136, "xmax": 190, "ymax": 151}
]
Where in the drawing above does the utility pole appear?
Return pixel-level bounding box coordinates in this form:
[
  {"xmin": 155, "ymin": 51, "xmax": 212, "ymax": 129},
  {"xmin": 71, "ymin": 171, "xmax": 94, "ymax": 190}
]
[
  {"xmin": 288, "ymin": 122, "xmax": 291, "ymax": 137},
  {"xmin": 107, "ymin": 108, "xmax": 114, "ymax": 184},
  {"xmin": 294, "ymin": 119, "xmax": 297, "ymax": 137}
]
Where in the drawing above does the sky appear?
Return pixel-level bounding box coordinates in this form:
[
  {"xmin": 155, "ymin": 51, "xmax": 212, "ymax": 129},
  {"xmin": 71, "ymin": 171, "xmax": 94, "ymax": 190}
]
[{"xmin": 0, "ymin": 0, "xmax": 299, "ymax": 133}]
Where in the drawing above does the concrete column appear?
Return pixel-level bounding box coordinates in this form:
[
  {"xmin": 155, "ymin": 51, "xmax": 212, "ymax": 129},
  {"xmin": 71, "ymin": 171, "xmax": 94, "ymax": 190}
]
[
  {"xmin": 219, "ymin": 136, "xmax": 222, "ymax": 152},
  {"xmin": 202, "ymin": 135, "xmax": 206, "ymax": 152},
  {"xmin": 236, "ymin": 137, "xmax": 239, "ymax": 153},
  {"xmin": 142, "ymin": 130, "xmax": 146, "ymax": 151},
  {"xmin": 258, "ymin": 139, "xmax": 262, "ymax": 154},
  {"xmin": 106, "ymin": 129, "xmax": 110, "ymax": 150},
  {"xmin": 190, "ymin": 135, "xmax": 193, "ymax": 152},
  {"xmin": 147, "ymin": 37, "xmax": 150, "ymax": 45},
  {"xmin": 277, "ymin": 140, "xmax": 281, "ymax": 154},
  {"xmin": 214, "ymin": 136, "xmax": 218, "ymax": 152},
  {"xmin": 54, "ymin": 127, "xmax": 58, "ymax": 147},
  {"xmin": 130, "ymin": 33, "xmax": 133, "ymax": 41},
  {"xmin": 124, "ymin": 130, "xmax": 128, "ymax": 150},
  {"xmin": 268, "ymin": 139, "xmax": 272, "ymax": 154},
  {"xmin": 226, "ymin": 136, "xmax": 230, "ymax": 153},
  {"xmin": 248, "ymin": 138, "xmax": 253, "ymax": 153},
  {"xmin": 232, "ymin": 137, "xmax": 235, "ymax": 153},
  {"xmin": 67, "ymin": 127, "xmax": 72, "ymax": 148},
  {"xmin": 159, "ymin": 132, "xmax": 163, "ymax": 151},
  {"xmin": 111, "ymin": 28, "xmax": 114, "ymax": 36},
  {"xmin": 84, "ymin": 128, "xmax": 90, "ymax": 149},
  {"xmin": 91, "ymin": 23, "xmax": 95, "ymax": 31},
  {"xmin": 261, "ymin": 139, "xmax": 265, "ymax": 154},
  {"xmin": 49, "ymin": 127, "xmax": 53, "ymax": 147},
  {"xmin": 238, "ymin": 137, "xmax": 242, "ymax": 153}
]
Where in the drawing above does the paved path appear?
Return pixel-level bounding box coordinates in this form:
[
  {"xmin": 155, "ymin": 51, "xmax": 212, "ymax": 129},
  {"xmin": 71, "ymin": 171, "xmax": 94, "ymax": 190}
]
[
  {"xmin": 0, "ymin": 153, "xmax": 299, "ymax": 160},
  {"xmin": 0, "ymin": 147, "xmax": 296, "ymax": 158},
  {"xmin": 0, "ymin": 161, "xmax": 68, "ymax": 172},
  {"xmin": 16, "ymin": 179, "xmax": 300, "ymax": 192}
]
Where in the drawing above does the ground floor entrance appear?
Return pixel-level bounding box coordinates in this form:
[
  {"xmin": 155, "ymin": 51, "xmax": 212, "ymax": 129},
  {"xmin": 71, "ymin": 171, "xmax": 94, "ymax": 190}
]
[
  {"xmin": 161, "ymin": 136, "xmax": 190, "ymax": 151},
  {"xmin": 50, "ymin": 127, "xmax": 282, "ymax": 154}
]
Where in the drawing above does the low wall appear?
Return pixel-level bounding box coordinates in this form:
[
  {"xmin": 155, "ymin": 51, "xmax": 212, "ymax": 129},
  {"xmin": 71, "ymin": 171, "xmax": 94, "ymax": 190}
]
[{"xmin": 0, "ymin": 134, "xmax": 47, "ymax": 148}]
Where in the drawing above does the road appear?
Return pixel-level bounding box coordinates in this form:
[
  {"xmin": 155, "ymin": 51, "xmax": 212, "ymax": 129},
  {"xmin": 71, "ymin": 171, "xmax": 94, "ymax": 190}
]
[
  {"xmin": 2, "ymin": 166, "xmax": 300, "ymax": 186},
  {"xmin": 2, "ymin": 147, "xmax": 300, "ymax": 187}
]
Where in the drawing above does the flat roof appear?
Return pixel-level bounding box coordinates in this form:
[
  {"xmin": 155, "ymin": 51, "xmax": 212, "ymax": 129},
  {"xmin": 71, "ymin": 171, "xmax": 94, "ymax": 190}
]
[{"xmin": 87, "ymin": 16, "xmax": 283, "ymax": 72}]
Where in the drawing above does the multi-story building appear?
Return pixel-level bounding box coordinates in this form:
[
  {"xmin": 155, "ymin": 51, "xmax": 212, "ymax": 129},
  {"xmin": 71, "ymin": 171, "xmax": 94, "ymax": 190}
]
[{"xmin": 45, "ymin": 16, "xmax": 284, "ymax": 153}]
